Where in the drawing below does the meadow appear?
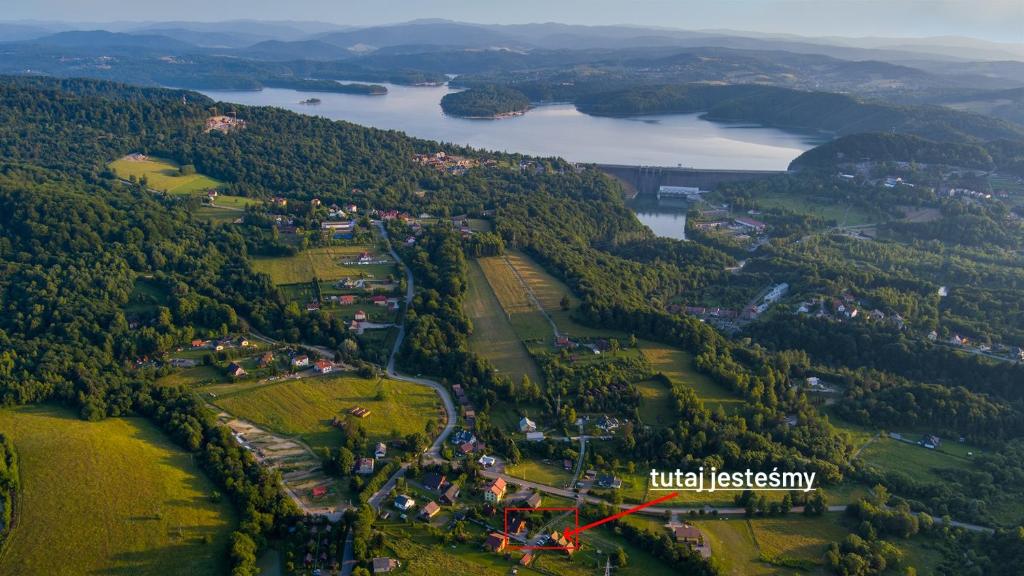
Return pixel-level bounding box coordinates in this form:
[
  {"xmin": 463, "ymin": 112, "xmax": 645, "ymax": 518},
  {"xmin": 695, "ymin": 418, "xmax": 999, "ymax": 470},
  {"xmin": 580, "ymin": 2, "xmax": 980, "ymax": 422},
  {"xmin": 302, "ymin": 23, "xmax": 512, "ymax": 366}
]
[
  {"xmin": 0, "ymin": 405, "xmax": 236, "ymax": 576},
  {"xmin": 858, "ymin": 436, "xmax": 971, "ymax": 483},
  {"xmin": 252, "ymin": 246, "xmax": 394, "ymax": 285},
  {"xmin": 747, "ymin": 191, "xmax": 879, "ymax": 227},
  {"xmin": 476, "ymin": 255, "xmax": 552, "ymax": 342},
  {"xmin": 635, "ymin": 379, "xmax": 675, "ymax": 427},
  {"xmin": 464, "ymin": 258, "xmax": 542, "ymax": 386},
  {"xmin": 201, "ymin": 374, "xmax": 442, "ymax": 450},
  {"xmin": 639, "ymin": 341, "xmax": 744, "ymax": 413},
  {"xmin": 109, "ymin": 155, "xmax": 224, "ymax": 195},
  {"xmin": 505, "ymin": 459, "xmax": 576, "ymax": 489}
]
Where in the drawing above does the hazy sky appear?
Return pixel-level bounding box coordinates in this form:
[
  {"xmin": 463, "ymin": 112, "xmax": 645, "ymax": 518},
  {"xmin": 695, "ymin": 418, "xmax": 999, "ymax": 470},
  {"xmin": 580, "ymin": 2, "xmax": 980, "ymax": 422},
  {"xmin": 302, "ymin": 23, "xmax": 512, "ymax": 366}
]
[{"xmin": 5, "ymin": 0, "xmax": 1023, "ymax": 42}]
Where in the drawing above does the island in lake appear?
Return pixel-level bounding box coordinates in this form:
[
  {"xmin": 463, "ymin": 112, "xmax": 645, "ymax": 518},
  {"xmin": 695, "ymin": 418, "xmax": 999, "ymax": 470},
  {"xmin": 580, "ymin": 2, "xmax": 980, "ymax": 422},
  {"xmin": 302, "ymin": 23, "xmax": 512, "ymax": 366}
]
[
  {"xmin": 299, "ymin": 98, "xmax": 322, "ymax": 105},
  {"xmin": 440, "ymin": 85, "xmax": 530, "ymax": 119}
]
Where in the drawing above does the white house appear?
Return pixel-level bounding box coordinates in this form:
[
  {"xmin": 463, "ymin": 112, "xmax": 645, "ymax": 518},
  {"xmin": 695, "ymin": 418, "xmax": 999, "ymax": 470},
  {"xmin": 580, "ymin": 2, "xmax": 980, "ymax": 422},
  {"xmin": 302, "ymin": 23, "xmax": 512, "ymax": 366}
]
[{"xmin": 519, "ymin": 417, "xmax": 537, "ymax": 433}]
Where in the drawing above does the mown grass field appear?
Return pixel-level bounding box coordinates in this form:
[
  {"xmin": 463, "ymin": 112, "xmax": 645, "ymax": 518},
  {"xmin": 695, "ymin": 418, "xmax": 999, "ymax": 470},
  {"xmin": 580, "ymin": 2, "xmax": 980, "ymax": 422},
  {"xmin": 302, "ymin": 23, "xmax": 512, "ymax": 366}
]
[
  {"xmin": 251, "ymin": 246, "xmax": 393, "ymax": 285},
  {"xmin": 639, "ymin": 340, "xmax": 744, "ymax": 413},
  {"xmin": 505, "ymin": 459, "xmax": 575, "ymax": 489},
  {"xmin": 109, "ymin": 155, "xmax": 225, "ymax": 195},
  {"xmin": 859, "ymin": 436, "xmax": 971, "ymax": 483},
  {"xmin": 750, "ymin": 192, "xmax": 879, "ymax": 227},
  {"xmin": 476, "ymin": 256, "xmax": 552, "ymax": 342},
  {"xmin": 465, "ymin": 258, "xmax": 542, "ymax": 386},
  {"xmin": 749, "ymin": 515, "xmax": 849, "ymax": 569},
  {"xmin": 0, "ymin": 405, "xmax": 236, "ymax": 576},
  {"xmin": 201, "ymin": 374, "xmax": 442, "ymax": 450},
  {"xmin": 636, "ymin": 379, "xmax": 675, "ymax": 427}
]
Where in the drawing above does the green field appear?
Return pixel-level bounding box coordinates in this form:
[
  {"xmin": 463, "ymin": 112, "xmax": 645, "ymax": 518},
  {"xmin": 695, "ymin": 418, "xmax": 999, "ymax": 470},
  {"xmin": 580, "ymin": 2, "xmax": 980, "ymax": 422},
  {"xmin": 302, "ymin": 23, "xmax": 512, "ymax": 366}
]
[
  {"xmin": 859, "ymin": 436, "xmax": 971, "ymax": 483},
  {"xmin": 751, "ymin": 192, "xmax": 879, "ymax": 227},
  {"xmin": 639, "ymin": 341, "xmax": 744, "ymax": 413},
  {"xmin": 636, "ymin": 379, "xmax": 674, "ymax": 427},
  {"xmin": 504, "ymin": 250, "xmax": 630, "ymax": 339},
  {"xmin": 109, "ymin": 155, "xmax": 225, "ymax": 195},
  {"xmin": 0, "ymin": 405, "xmax": 236, "ymax": 576},
  {"xmin": 465, "ymin": 258, "xmax": 542, "ymax": 386},
  {"xmin": 476, "ymin": 255, "xmax": 553, "ymax": 342},
  {"xmin": 201, "ymin": 374, "xmax": 442, "ymax": 450},
  {"xmin": 506, "ymin": 459, "xmax": 576, "ymax": 488},
  {"xmin": 252, "ymin": 246, "xmax": 393, "ymax": 285}
]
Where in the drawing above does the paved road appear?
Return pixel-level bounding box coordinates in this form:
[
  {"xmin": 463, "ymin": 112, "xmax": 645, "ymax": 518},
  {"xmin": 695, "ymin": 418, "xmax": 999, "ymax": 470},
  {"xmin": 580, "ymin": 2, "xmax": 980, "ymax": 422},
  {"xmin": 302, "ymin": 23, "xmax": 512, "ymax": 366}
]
[
  {"xmin": 479, "ymin": 468, "xmax": 993, "ymax": 532},
  {"xmin": 339, "ymin": 529, "xmax": 356, "ymax": 576}
]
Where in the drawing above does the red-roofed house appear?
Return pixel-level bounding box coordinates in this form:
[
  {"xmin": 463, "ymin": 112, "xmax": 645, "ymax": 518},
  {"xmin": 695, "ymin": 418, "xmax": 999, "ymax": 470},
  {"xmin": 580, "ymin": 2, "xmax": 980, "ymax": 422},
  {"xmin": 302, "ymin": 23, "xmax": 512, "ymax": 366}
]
[{"xmin": 314, "ymin": 359, "xmax": 333, "ymax": 374}]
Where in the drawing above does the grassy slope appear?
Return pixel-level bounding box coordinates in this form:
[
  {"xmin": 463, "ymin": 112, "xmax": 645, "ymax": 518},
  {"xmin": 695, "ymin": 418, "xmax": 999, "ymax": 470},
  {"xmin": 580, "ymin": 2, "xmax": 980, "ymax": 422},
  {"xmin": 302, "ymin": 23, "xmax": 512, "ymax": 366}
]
[
  {"xmin": 201, "ymin": 374, "xmax": 441, "ymax": 450},
  {"xmin": 476, "ymin": 255, "xmax": 552, "ymax": 342},
  {"xmin": 251, "ymin": 246, "xmax": 392, "ymax": 285},
  {"xmin": 465, "ymin": 258, "xmax": 542, "ymax": 386},
  {"xmin": 638, "ymin": 340, "xmax": 743, "ymax": 413},
  {"xmin": 109, "ymin": 156, "xmax": 224, "ymax": 194},
  {"xmin": 0, "ymin": 405, "xmax": 236, "ymax": 576}
]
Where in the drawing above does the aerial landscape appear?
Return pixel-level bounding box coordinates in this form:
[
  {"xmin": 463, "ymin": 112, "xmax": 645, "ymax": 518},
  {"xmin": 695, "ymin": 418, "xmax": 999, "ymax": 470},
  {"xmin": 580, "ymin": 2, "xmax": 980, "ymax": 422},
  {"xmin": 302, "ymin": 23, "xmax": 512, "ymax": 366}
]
[{"xmin": 1, "ymin": 0, "xmax": 1024, "ymax": 575}]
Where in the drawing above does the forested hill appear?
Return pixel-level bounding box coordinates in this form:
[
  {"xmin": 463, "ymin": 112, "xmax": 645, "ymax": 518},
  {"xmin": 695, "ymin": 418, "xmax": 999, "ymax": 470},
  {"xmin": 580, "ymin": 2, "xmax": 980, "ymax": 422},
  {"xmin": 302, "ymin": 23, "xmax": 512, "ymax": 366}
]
[
  {"xmin": 789, "ymin": 133, "xmax": 1024, "ymax": 175},
  {"xmin": 440, "ymin": 85, "xmax": 530, "ymax": 118},
  {"xmin": 573, "ymin": 83, "xmax": 1024, "ymax": 143}
]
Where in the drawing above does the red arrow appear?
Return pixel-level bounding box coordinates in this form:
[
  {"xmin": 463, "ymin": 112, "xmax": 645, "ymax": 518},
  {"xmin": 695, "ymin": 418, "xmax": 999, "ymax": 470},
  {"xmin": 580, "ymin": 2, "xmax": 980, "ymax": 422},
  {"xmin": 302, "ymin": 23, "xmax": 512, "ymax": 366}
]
[{"xmin": 563, "ymin": 491, "xmax": 678, "ymax": 540}]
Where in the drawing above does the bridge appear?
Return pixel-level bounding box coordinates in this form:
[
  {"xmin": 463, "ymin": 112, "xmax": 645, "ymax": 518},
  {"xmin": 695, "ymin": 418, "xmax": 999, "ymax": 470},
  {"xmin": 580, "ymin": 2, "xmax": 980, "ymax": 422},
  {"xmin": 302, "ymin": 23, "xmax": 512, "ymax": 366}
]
[{"xmin": 593, "ymin": 164, "xmax": 786, "ymax": 197}]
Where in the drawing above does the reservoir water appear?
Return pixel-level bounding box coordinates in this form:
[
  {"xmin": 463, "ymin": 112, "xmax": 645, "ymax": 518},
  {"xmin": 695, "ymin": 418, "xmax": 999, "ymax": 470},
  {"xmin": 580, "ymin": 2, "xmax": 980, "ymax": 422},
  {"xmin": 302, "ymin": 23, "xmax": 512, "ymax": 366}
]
[{"xmin": 201, "ymin": 83, "xmax": 816, "ymax": 170}]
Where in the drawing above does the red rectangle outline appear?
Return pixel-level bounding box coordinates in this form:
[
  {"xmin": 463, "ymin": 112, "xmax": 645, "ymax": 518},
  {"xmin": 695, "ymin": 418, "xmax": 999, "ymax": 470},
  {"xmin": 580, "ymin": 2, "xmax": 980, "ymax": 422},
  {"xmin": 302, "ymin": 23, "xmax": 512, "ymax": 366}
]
[{"xmin": 504, "ymin": 506, "xmax": 580, "ymax": 551}]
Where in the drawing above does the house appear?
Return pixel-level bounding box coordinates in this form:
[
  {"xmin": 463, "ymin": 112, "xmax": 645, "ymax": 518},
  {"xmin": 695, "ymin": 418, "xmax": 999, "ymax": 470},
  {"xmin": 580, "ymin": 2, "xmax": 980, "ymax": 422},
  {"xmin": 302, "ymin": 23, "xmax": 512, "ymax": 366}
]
[
  {"xmin": 258, "ymin": 352, "xmax": 275, "ymax": 368},
  {"xmin": 356, "ymin": 458, "xmax": 375, "ymax": 475},
  {"xmin": 237, "ymin": 338, "xmax": 250, "ymax": 347},
  {"xmin": 321, "ymin": 220, "xmax": 356, "ymax": 239},
  {"xmin": 519, "ymin": 553, "xmax": 534, "ymax": 566},
  {"xmin": 272, "ymin": 196, "xmax": 288, "ymax": 207},
  {"xmin": 314, "ymin": 359, "xmax": 333, "ymax": 373},
  {"xmin": 372, "ymin": 557, "xmax": 400, "ymax": 573},
  {"xmin": 519, "ymin": 417, "xmax": 537, "ymax": 433},
  {"xmin": 419, "ymin": 501, "xmax": 441, "ymax": 521},
  {"xmin": 595, "ymin": 415, "xmax": 620, "ymax": 432},
  {"xmin": 525, "ymin": 492, "xmax": 542, "ymax": 508},
  {"xmin": 478, "ymin": 455, "xmax": 496, "ymax": 468},
  {"xmin": 386, "ymin": 297, "xmax": 401, "ymax": 311},
  {"xmin": 672, "ymin": 525, "xmax": 711, "ymax": 559},
  {"xmin": 190, "ymin": 339, "xmax": 207, "ymax": 348},
  {"xmin": 306, "ymin": 301, "xmax": 321, "ymax": 312},
  {"xmin": 595, "ymin": 474, "xmax": 622, "ymax": 489},
  {"xmin": 526, "ymin": 432, "xmax": 545, "ymax": 442},
  {"xmin": 806, "ymin": 376, "xmax": 821, "ymax": 388},
  {"xmin": 354, "ymin": 310, "xmax": 368, "ymax": 322},
  {"xmin": 452, "ymin": 430, "xmax": 476, "ymax": 446},
  {"xmin": 459, "ymin": 441, "xmax": 477, "ymax": 455},
  {"xmin": 484, "ymin": 477, "xmax": 506, "ymax": 502},
  {"xmin": 734, "ymin": 216, "xmax": 767, "ymax": 233},
  {"xmin": 507, "ymin": 513, "xmax": 528, "ymax": 535},
  {"xmin": 922, "ymin": 435, "xmax": 942, "ymax": 449},
  {"xmin": 345, "ymin": 203, "xmax": 358, "ymax": 213},
  {"xmin": 312, "ymin": 485, "xmax": 328, "ymax": 499},
  {"xmin": 549, "ymin": 531, "xmax": 578, "ymax": 555},
  {"xmin": 394, "ymin": 495, "xmax": 416, "ymax": 511},
  {"xmin": 226, "ymin": 362, "xmax": 247, "ymax": 378},
  {"xmin": 291, "ymin": 355, "xmax": 309, "ymax": 368},
  {"xmin": 555, "ymin": 336, "xmax": 576, "ymax": 349},
  {"xmin": 422, "ymin": 472, "xmax": 447, "ymax": 492},
  {"xmin": 370, "ymin": 295, "xmax": 388, "ymax": 307},
  {"xmin": 375, "ymin": 442, "xmax": 387, "ymax": 459},
  {"xmin": 310, "ymin": 198, "xmax": 321, "ymax": 207},
  {"xmin": 340, "ymin": 294, "xmax": 357, "ymax": 305},
  {"xmin": 442, "ymin": 483, "xmax": 460, "ymax": 504},
  {"xmin": 483, "ymin": 532, "xmax": 508, "ymax": 553}
]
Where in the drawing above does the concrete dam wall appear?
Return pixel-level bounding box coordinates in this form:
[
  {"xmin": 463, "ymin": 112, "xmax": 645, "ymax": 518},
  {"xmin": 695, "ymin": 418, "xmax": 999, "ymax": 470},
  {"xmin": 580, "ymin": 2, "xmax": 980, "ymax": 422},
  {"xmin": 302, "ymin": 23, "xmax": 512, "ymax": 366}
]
[{"xmin": 595, "ymin": 164, "xmax": 785, "ymax": 197}]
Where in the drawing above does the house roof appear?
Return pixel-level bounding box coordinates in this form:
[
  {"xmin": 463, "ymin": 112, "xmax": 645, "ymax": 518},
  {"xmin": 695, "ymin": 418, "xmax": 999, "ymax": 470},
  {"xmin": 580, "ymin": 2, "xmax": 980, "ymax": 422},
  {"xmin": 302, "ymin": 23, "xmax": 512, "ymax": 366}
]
[
  {"xmin": 525, "ymin": 492, "xmax": 542, "ymax": 508},
  {"xmin": 673, "ymin": 525, "xmax": 703, "ymax": 540},
  {"xmin": 421, "ymin": 501, "xmax": 440, "ymax": 516}
]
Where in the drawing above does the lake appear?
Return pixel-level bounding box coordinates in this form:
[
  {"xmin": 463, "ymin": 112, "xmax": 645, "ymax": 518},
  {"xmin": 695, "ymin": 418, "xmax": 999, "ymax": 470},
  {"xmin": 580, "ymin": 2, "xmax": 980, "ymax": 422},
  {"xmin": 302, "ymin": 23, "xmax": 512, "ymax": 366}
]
[
  {"xmin": 633, "ymin": 210, "xmax": 690, "ymax": 241},
  {"xmin": 201, "ymin": 82, "xmax": 816, "ymax": 169}
]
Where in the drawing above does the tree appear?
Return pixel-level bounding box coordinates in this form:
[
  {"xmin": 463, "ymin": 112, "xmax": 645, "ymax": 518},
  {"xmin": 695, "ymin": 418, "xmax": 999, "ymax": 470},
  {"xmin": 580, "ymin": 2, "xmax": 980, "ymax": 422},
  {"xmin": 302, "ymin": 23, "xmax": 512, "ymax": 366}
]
[
  {"xmin": 560, "ymin": 293, "xmax": 571, "ymax": 310},
  {"xmin": 614, "ymin": 547, "xmax": 629, "ymax": 567}
]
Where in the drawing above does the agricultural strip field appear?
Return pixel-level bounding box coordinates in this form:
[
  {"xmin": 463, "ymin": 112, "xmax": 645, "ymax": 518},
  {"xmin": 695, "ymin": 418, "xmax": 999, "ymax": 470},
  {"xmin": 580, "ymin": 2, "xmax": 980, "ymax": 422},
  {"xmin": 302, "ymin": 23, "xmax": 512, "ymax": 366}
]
[
  {"xmin": 200, "ymin": 374, "xmax": 442, "ymax": 451},
  {"xmin": 0, "ymin": 405, "xmax": 236, "ymax": 576},
  {"xmin": 109, "ymin": 155, "xmax": 225, "ymax": 195},
  {"xmin": 464, "ymin": 258, "xmax": 542, "ymax": 386},
  {"xmin": 476, "ymin": 256, "xmax": 552, "ymax": 342},
  {"xmin": 639, "ymin": 340, "xmax": 744, "ymax": 413},
  {"xmin": 251, "ymin": 246, "xmax": 393, "ymax": 285}
]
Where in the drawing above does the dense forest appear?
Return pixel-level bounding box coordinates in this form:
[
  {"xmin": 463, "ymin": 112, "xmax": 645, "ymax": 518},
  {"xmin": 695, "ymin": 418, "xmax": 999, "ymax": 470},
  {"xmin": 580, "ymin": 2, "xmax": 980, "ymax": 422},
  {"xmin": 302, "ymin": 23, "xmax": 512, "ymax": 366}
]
[{"xmin": 573, "ymin": 83, "xmax": 1024, "ymax": 143}]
